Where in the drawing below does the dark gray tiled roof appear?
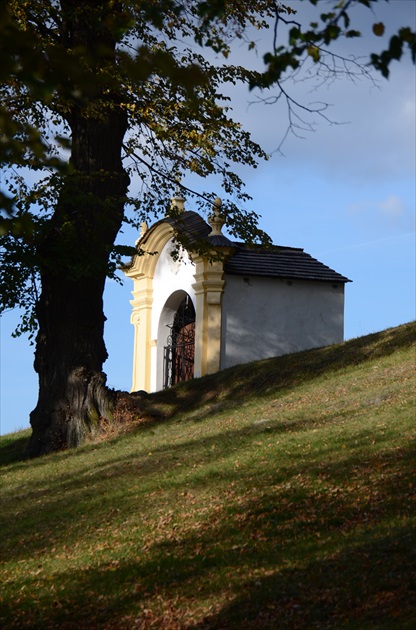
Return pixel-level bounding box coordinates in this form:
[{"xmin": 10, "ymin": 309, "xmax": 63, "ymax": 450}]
[
  {"xmin": 139, "ymin": 210, "xmax": 350, "ymax": 283},
  {"xmin": 137, "ymin": 210, "xmax": 210, "ymax": 248},
  {"xmin": 224, "ymin": 245, "xmax": 351, "ymax": 283},
  {"xmin": 164, "ymin": 211, "xmax": 211, "ymax": 243}
]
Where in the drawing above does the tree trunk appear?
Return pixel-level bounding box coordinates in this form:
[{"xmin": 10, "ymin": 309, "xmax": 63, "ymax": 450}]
[
  {"xmin": 26, "ymin": 275, "xmax": 115, "ymax": 456},
  {"xmin": 26, "ymin": 104, "xmax": 129, "ymax": 457}
]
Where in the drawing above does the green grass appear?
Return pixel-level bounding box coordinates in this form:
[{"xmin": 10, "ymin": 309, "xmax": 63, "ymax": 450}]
[{"xmin": 1, "ymin": 322, "xmax": 415, "ymax": 629}]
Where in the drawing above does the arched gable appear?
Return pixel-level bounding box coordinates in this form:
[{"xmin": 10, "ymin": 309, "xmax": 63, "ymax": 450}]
[
  {"xmin": 124, "ymin": 217, "xmax": 200, "ymax": 393},
  {"xmin": 124, "ymin": 221, "xmax": 175, "ymax": 281}
]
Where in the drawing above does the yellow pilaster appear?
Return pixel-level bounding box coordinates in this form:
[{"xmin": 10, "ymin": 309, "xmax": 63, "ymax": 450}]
[
  {"xmin": 124, "ymin": 220, "xmax": 175, "ymax": 392},
  {"xmin": 192, "ymin": 257, "xmax": 226, "ymax": 377},
  {"xmin": 129, "ymin": 276, "xmax": 153, "ymax": 392}
]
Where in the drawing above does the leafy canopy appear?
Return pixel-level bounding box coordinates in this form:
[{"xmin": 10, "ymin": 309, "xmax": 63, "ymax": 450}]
[{"xmin": 1, "ymin": 0, "xmax": 415, "ymax": 335}]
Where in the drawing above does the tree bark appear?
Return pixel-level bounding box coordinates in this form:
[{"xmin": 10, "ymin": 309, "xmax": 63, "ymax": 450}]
[
  {"xmin": 27, "ymin": 275, "xmax": 114, "ymax": 455},
  {"xmin": 26, "ymin": 1, "xmax": 130, "ymax": 456},
  {"xmin": 27, "ymin": 106, "xmax": 129, "ymax": 457}
]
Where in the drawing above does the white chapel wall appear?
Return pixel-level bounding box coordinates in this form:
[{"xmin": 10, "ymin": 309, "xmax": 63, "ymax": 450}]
[{"xmin": 221, "ymin": 275, "xmax": 345, "ymax": 370}]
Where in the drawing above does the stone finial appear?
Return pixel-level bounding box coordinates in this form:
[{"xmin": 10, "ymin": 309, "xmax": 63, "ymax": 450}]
[
  {"xmin": 208, "ymin": 197, "xmax": 225, "ymax": 236},
  {"xmin": 135, "ymin": 221, "xmax": 148, "ymax": 245},
  {"xmin": 170, "ymin": 194, "xmax": 185, "ymax": 213}
]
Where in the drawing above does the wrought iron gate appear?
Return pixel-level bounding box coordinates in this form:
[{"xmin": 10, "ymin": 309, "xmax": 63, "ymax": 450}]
[{"xmin": 163, "ymin": 297, "xmax": 195, "ymax": 388}]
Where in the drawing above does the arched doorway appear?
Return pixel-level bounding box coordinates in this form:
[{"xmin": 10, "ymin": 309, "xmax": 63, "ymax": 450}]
[{"xmin": 163, "ymin": 294, "xmax": 196, "ymax": 388}]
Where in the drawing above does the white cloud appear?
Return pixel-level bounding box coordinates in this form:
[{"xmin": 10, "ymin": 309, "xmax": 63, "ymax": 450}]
[
  {"xmin": 347, "ymin": 195, "xmax": 415, "ymax": 235},
  {"xmin": 222, "ymin": 1, "xmax": 416, "ymax": 185},
  {"xmin": 378, "ymin": 195, "xmax": 407, "ymax": 219},
  {"xmin": 348, "ymin": 195, "xmax": 410, "ymax": 218}
]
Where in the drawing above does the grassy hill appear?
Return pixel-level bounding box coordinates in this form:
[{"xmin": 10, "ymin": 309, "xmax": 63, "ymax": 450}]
[{"xmin": 1, "ymin": 322, "xmax": 415, "ymax": 629}]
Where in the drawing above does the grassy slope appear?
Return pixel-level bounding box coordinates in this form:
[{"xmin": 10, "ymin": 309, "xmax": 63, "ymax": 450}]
[{"xmin": 0, "ymin": 322, "xmax": 415, "ymax": 629}]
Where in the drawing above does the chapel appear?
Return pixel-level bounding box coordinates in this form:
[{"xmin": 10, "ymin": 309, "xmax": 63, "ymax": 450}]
[{"xmin": 123, "ymin": 196, "xmax": 350, "ymax": 392}]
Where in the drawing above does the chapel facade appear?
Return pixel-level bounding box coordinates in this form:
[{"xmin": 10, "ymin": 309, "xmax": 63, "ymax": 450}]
[{"xmin": 123, "ymin": 197, "xmax": 350, "ymax": 392}]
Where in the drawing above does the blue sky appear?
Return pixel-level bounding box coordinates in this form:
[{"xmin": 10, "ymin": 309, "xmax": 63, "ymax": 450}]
[{"xmin": 1, "ymin": 0, "xmax": 415, "ymax": 436}]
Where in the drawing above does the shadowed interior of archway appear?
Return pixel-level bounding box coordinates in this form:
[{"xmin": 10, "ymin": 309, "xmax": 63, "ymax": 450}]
[{"xmin": 163, "ymin": 294, "xmax": 196, "ymax": 388}]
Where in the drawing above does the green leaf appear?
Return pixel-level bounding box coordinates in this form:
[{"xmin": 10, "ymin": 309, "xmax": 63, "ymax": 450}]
[
  {"xmin": 345, "ymin": 29, "xmax": 361, "ymax": 39},
  {"xmin": 289, "ymin": 26, "xmax": 301, "ymax": 45},
  {"xmin": 307, "ymin": 45, "xmax": 320, "ymax": 63},
  {"xmin": 389, "ymin": 35, "xmax": 404, "ymax": 61},
  {"xmin": 373, "ymin": 23, "xmax": 385, "ymax": 37},
  {"xmin": 341, "ymin": 10, "xmax": 350, "ymax": 30}
]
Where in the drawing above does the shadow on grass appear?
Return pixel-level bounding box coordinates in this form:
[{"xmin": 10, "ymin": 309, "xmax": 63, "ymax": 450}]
[
  {"xmin": 1, "ymin": 385, "xmax": 415, "ymax": 626},
  {"xmin": 1, "ymin": 322, "xmax": 414, "ymax": 465},
  {"xmin": 194, "ymin": 526, "xmax": 416, "ymax": 629},
  {"xmin": 1, "ymin": 407, "xmax": 414, "ymax": 561},
  {"xmin": 2, "ymin": 509, "xmax": 415, "ymax": 629},
  {"xmin": 0, "ymin": 432, "xmax": 30, "ymax": 467},
  {"xmin": 1, "ymin": 324, "xmax": 414, "ymax": 627},
  {"xmin": 138, "ymin": 321, "xmax": 416, "ymax": 424}
]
